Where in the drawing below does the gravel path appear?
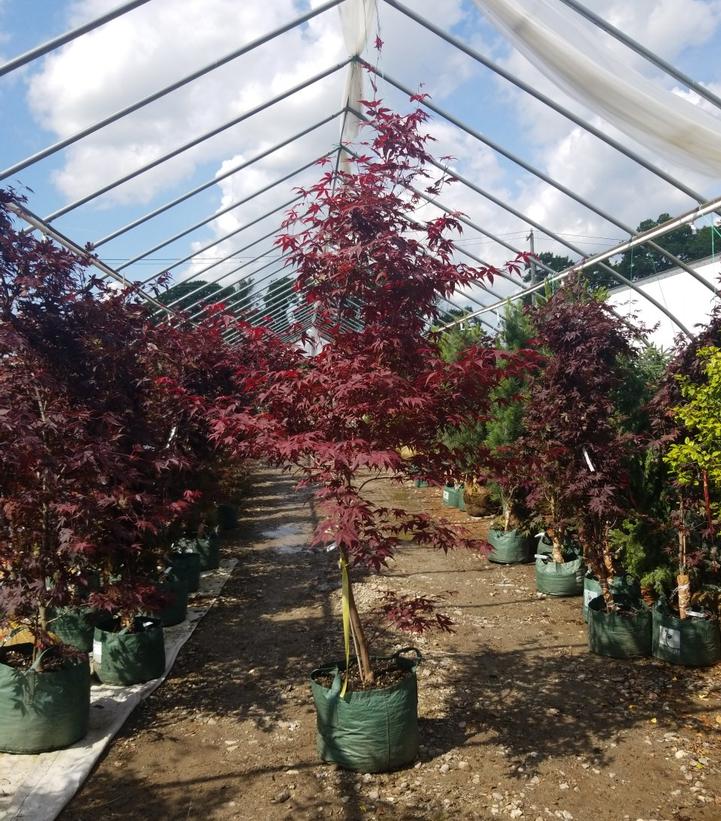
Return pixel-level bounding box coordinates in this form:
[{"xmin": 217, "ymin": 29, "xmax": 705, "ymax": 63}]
[{"xmin": 62, "ymin": 469, "xmax": 721, "ymax": 821}]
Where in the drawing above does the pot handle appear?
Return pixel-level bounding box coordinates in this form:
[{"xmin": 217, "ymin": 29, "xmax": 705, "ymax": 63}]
[{"xmin": 394, "ymin": 647, "xmax": 422, "ymax": 664}]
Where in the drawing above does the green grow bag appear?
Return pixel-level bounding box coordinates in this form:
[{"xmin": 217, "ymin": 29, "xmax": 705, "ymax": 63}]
[
  {"xmin": 535, "ymin": 553, "xmax": 584, "ymax": 597},
  {"xmin": 169, "ymin": 551, "xmax": 201, "ymax": 593},
  {"xmin": 652, "ymin": 601, "xmax": 721, "ymax": 667},
  {"xmin": 442, "ymin": 485, "xmax": 459, "ymax": 508},
  {"xmin": 488, "ymin": 529, "xmax": 531, "ymax": 564},
  {"xmin": 93, "ymin": 616, "xmax": 166, "ymax": 685},
  {"xmin": 310, "ymin": 649, "xmax": 421, "ymax": 773},
  {"xmin": 217, "ymin": 504, "xmax": 238, "ymax": 531},
  {"xmin": 583, "ymin": 576, "xmax": 602, "ymax": 622},
  {"xmin": 587, "ymin": 596, "xmax": 651, "ymax": 659},
  {"xmin": 153, "ymin": 574, "xmax": 188, "ymax": 627},
  {"xmin": 196, "ymin": 532, "xmax": 220, "ymax": 571},
  {"xmin": 583, "ymin": 574, "xmax": 640, "ymax": 622},
  {"xmin": 49, "ymin": 606, "xmax": 97, "ymax": 652},
  {"xmin": 536, "ymin": 533, "xmax": 554, "ymax": 556},
  {"xmin": 0, "ymin": 645, "xmax": 90, "ymax": 754}
]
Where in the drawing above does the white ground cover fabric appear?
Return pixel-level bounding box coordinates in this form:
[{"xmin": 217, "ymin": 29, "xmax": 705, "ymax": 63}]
[
  {"xmin": 0, "ymin": 559, "xmax": 238, "ymax": 821},
  {"xmin": 475, "ymin": 0, "xmax": 721, "ymax": 177}
]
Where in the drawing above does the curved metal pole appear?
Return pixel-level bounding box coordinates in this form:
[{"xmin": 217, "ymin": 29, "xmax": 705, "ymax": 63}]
[
  {"xmin": 117, "ymin": 153, "xmax": 331, "ymax": 271},
  {"xmin": 557, "ymin": 0, "xmax": 721, "ymax": 112},
  {"xmin": 0, "ymin": 0, "xmax": 153, "ymax": 77},
  {"xmin": 347, "ymin": 92, "xmax": 718, "ymax": 296},
  {"xmin": 1, "ymin": 0, "xmax": 345, "ymax": 179},
  {"xmin": 165, "ymin": 252, "xmax": 291, "ymax": 322},
  {"xmin": 407, "ymin": 178, "xmax": 692, "ymax": 332},
  {"xmin": 41, "ymin": 60, "xmax": 350, "ymax": 222},
  {"xmin": 139, "ymin": 196, "xmax": 297, "ymax": 287},
  {"xmin": 7, "ymin": 201, "xmax": 180, "ymax": 320},
  {"xmin": 438, "ymin": 196, "xmax": 721, "ymax": 337},
  {"xmin": 92, "ymin": 112, "xmax": 342, "ymax": 248},
  {"xmin": 424, "ymin": 154, "xmax": 720, "ymax": 297},
  {"xmin": 366, "ymin": 8, "xmax": 705, "ymax": 204},
  {"xmin": 409, "ymin": 184, "xmax": 692, "ymax": 338}
]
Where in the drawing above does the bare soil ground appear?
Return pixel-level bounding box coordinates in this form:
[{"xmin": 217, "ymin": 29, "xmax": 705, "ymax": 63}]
[{"xmin": 62, "ymin": 469, "xmax": 721, "ymax": 821}]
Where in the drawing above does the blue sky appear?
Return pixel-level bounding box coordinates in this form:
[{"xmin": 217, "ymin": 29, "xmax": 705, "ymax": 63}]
[{"xmin": 2, "ymin": 0, "xmax": 721, "ymax": 313}]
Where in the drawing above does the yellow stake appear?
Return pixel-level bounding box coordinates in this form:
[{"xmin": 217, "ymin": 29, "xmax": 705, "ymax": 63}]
[{"xmin": 339, "ymin": 553, "xmax": 351, "ymax": 698}]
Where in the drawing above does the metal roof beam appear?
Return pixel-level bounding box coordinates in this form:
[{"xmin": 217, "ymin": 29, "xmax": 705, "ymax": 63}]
[
  {"xmin": 142, "ymin": 198, "xmax": 295, "ymax": 288},
  {"xmin": 117, "ymin": 152, "xmax": 331, "ymax": 272},
  {"xmin": 7, "ymin": 201, "xmax": 180, "ymax": 321},
  {"xmin": 371, "ymin": 7, "xmax": 705, "ymax": 204},
  {"xmin": 438, "ymin": 196, "xmax": 721, "ymax": 335},
  {"xmin": 38, "ymin": 59, "xmax": 350, "ymax": 222},
  {"xmin": 92, "ymin": 113, "xmax": 342, "ymax": 248},
  {"xmin": 0, "ymin": 0, "xmax": 153, "ymax": 77},
  {"xmin": 1, "ymin": 0, "xmax": 345, "ymax": 181},
  {"xmin": 557, "ymin": 0, "xmax": 721, "ymax": 112}
]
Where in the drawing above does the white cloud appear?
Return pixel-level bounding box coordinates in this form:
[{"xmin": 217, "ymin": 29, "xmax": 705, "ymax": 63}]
[{"xmin": 12, "ymin": 0, "xmax": 721, "ymax": 321}]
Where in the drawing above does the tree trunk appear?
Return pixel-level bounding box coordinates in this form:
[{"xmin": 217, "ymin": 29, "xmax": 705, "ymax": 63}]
[
  {"xmin": 600, "ymin": 525, "xmax": 615, "ymax": 606},
  {"xmin": 677, "ymin": 573, "xmax": 691, "ymax": 620},
  {"xmin": 548, "ymin": 527, "xmax": 564, "ymax": 564},
  {"xmin": 340, "ymin": 549, "xmax": 374, "ymax": 686},
  {"xmin": 678, "ymin": 498, "xmax": 688, "ymax": 619},
  {"xmin": 703, "ymin": 470, "xmax": 714, "ymax": 533}
]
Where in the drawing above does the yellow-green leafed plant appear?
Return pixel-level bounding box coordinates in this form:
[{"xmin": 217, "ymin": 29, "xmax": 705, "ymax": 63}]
[
  {"xmin": 666, "ymin": 347, "xmax": 721, "ymax": 535},
  {"xmin": 665, "ymin": 346, "xmax": 721, "ymax": 538}
]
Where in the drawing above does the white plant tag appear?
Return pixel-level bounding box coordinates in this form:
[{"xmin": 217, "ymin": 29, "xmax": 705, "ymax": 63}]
[
  {"xmin": 443, "ymin": 490, "xmax": 450, "ymax": 502},
  {"xmin": 583, "ymin": 447, "xmax": 596, "ymax": 472},
  {"xmin": 659, "ymin": 626, "xmax": 681, "ymax": 652},
  {"xmin": 686, "ymin": 610, "xmax": 706, "ymax": 619},
  {"xmin": 92, "ymin": 639, "xmax": 102, "ymax": 664}
]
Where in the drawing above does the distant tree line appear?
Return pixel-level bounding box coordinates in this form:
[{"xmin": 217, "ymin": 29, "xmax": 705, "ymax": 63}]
[{"xmin": 531, "ymin": 214, "xmax": 720, "ymax": 290}]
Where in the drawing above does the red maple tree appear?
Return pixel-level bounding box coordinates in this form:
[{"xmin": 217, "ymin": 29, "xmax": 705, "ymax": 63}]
[{"xmin": 212, "ymin": 100, "xmax": 537, "ymax": 684}]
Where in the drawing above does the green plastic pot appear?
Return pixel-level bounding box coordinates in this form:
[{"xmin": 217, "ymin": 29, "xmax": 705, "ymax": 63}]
[
  {"xmin": 169, "ymin": 551, "xmax": 201, "ymax": 593},
  {"xmin": 196, "ymin": 532, "xmax": 221, "ymax": 571},
  {"xmin": 0, "ymin": 645, "xmax": 90, "ymax": 754},
  {"xmin": 535, "ymin": 553, "xmax": 584, "ymax": 597},
  {"xmin": 93, "ymin": 616, "xmax": 166, "ymax": 686},
  {"xmin": 536, "ymin": 533, "xmax": 554, "ymax": 556},
  {"xmin": 487, "ymin": 529, "xmax": 532, "ymax": 564},
  {"xmin": 49, "ymin": 606, "xmax": 98, "ymax": 652},
  {"xmin": 652, "ymin": 601, "xmax": 721, "ymax": 667},
  {"xmin": 413, "ymin": 479, "xmax": 429, "ymax": 488},
  {"xmin": 583, "ymin": 576, "xmax": 602, "ymax": 622},
  {"xmin": 457, "ymin": 487, "xmax": 465, "ymax": 511},
  {"xmin": 587, "ymin": 596, "xmax": 652, "ymax": 658},
  {"xmin": 583, "ymin": 574, "xmax": 641, "ymax": 622},
  {"xmin": 154, "ymin": 574, "xmax": 188, "ymax": 627},
  {"xmin": 442, "ymin": 485, "xmax": 459, "ymax": 508},
  {"xmin": 216, "ymin": 504, "xmax": 238, "ymax": 531},
  {"xmin": 310, "ymin": 648, "xmax": 421, "ymax": 773}
]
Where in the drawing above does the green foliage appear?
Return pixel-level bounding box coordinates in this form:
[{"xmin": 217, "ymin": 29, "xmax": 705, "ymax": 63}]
[
  {"xmin": 665, "ymin": 346, "xmax": 721, "ymax": 531},
  {"xmin": 639, "ymin": 565, "xmax": 675, "ymax": 596},
  {"xmin": 484, "ymin": 302, "xmax": 536, "ymax": 528},
  {"xmin": 615, "ymin": 344, "xmax": 670, "ymax": 433},
  {"xmin": 157, "ymin": 279, "xmax": 237, "ymax": 318},
  {"xmin": 610, "ymin": 349, "xmax": 675, "ymax": 584},
  {"xmin": 437, "ymin": 321, "xmax": 485, "ymax": 364},
  {"xmin": 437, "ymin": 321, "xmax": 488, "ymax": 476},
  {"xmin": 526, "ymin": 217, "xmax": 720, "ymax": 291}
]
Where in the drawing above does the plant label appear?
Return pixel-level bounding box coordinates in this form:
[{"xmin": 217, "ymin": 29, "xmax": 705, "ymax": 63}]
[
  {"xmin": 92, "ymin": 639, "xmax": 102, "ymax": 664},
  {"xmin": 659, "ymin": 626, "xmax": 681, "ymax": 652}
]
